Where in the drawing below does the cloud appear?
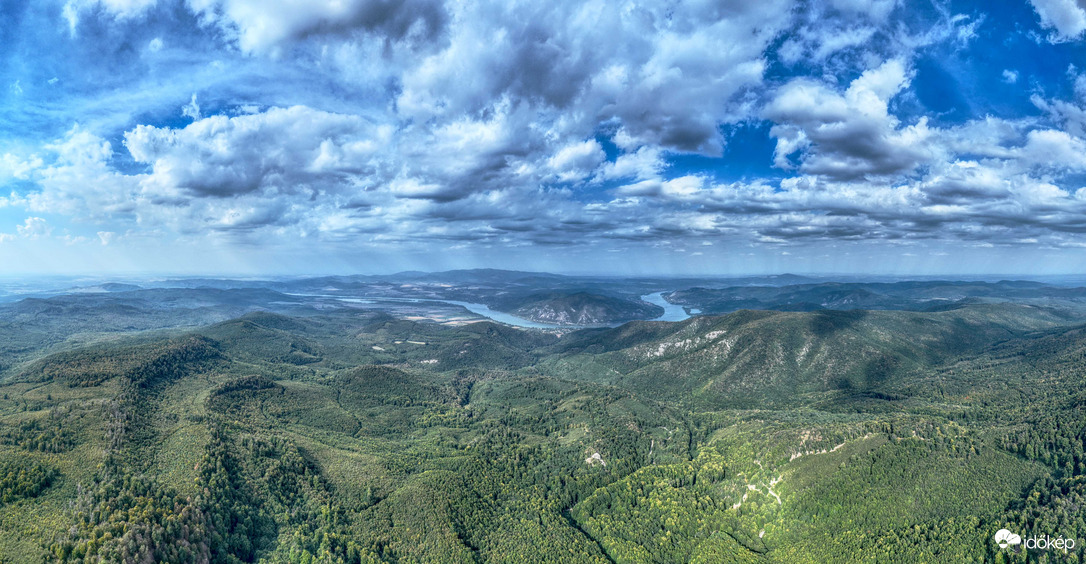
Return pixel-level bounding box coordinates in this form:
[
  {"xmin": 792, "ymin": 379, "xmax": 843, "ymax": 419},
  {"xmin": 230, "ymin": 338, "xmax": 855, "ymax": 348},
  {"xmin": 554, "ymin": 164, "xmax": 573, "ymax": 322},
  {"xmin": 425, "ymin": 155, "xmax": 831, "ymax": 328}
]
[
  {"xmin": 829, "ymin": 0, "xmax": 899, "ymax": 21},
  {"xmin": 10, "ymin": 0, "xmax": 1086, "ymax": 274},
  {"xmin": 774, "ymin": 0, "xmax": 973, "ymax": 69},
  {"xmin": 1028, "ymin": 0, "xmax": 1086, "ymax": 41},
  {"xmin": 0, "ymin": 153, "xmax": 44, "ymax": 182},
  {"xmin": 919, "ymin": 161, "xmax": 1011, "ymax": 205},
  {"xmin": 16, "ymin": 217, "xmax": 52, "ymax": 238},
  {"xmin": 597, "ymin": 145, "xmax": 667, "ymax": 182},
  {"xmin": 548, "ymin": 140, "xmax": 605, "ymax": 182},
  {"xmin": 764, "ymin": 59, "xmax": 932, "ymax": 179},
  {"xmin": 125, "ymin": 105, "xmax": 387, "ymax": 199},
  {"xmin": 62, "ymin": 0, "xmax": 158, "ymax": 34},
  {"xmin": 1018, "ymin": 129, "xmax": 1086, "ymax": 170},
  {"xmin": 17, "ymin": 94, "xmax": 1086, "ymax": 261},
  {"xmin": 397, "ymin": 0, "xmax": 792, "ymax": 156},
  {"xmin": 776, "ymin": 18, "xmax": 878, "ymax": 64},
  {"xmin": 185, "ymin": 0, "xmax": 449, "ymax": 53},
  {"xmin": 21, "ymin": 126, "xmax": 143, "ymax": 220},
  {"xmin": 181, "ymin": 93, "xmax": 201, "ymax": 121},
  {"xmin": 1032, "ymin": 93, "xmax": 1086, "ymax": 137}
]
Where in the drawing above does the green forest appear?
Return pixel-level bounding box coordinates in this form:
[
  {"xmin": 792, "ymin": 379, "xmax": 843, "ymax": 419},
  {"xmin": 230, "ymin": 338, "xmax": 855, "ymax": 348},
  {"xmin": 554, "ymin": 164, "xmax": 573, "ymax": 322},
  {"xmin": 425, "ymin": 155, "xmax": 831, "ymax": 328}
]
[{"xmin": 1, "ymin": 303, "xmax": 1085, "ymax": 562}]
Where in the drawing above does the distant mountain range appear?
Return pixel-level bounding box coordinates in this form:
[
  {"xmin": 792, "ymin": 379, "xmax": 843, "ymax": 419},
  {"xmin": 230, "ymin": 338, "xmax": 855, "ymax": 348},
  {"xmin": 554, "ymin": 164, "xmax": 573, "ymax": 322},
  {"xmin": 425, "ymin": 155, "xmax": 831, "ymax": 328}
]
[
  {"xmin": 6, "ymin": 271, "xmax": 1086, "ymax": 331},
  {"xmin": 668, "ymin": 280, "xmax": 1086, "ymax": 315}
]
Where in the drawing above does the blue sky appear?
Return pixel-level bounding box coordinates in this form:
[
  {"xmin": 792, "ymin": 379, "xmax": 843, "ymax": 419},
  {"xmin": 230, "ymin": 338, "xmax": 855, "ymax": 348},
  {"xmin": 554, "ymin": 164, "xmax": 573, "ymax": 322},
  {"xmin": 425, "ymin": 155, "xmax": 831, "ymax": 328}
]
[{"xmin": 2, "ymin": 0, "xmax": 1086, "ymax": 276}]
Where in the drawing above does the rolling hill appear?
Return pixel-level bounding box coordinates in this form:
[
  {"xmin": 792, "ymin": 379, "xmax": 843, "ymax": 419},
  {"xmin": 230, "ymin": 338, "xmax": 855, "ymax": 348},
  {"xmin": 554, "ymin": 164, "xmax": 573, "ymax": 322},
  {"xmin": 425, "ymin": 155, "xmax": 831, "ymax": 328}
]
[
  {"xmin": 0, "ymin": 284, "xmax": 1084, "ymax": 562},
  {"xmin": 503, "ymin": 292, "xmax": 664, "ymax": 326}
]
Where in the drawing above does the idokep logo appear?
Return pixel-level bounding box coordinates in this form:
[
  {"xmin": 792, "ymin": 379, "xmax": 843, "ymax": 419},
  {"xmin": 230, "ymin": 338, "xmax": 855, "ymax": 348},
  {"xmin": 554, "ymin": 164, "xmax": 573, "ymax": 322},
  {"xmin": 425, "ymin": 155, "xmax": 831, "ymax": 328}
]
[
  {"xmin": 994, "ymin": 528, "xmax": 1077, "ymax": 552},
  {"xmin": 994, "ymin": 529, "xmax": 1022, "ymax": 550}
]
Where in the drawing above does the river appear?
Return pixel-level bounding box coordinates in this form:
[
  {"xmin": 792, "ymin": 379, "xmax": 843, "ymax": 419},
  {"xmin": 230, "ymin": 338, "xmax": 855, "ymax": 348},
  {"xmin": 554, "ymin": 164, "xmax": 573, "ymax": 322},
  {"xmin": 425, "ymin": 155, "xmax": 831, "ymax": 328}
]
[
  {"xmin": 641, "ymin": 292, "xmax": 692, "ymax": 322},
  {"xmin": 300, "ymin": 292, "xmax": 690, "ymax": 329},
  {"xmin": 333, "ymin": 296, "xmax": 566, "ymax": 329}
]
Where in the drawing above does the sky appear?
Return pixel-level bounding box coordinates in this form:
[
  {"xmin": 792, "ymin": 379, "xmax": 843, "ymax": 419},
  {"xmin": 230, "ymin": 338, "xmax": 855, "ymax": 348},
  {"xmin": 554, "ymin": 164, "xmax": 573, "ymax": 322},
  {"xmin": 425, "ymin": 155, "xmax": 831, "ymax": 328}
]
[{"xmin": 2, "ymin": 0, "xmax": 1086, "ymax": 276}]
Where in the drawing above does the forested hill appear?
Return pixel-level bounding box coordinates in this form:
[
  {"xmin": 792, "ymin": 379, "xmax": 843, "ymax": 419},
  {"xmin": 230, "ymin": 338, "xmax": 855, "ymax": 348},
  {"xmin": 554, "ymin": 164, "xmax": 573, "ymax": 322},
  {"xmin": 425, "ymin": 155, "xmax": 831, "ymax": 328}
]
[
  {"xmin": 541, "ymin": 303, "xmax": 1073, "ymax": 408},
  {"xmin": 0, "ymin": 303, "xmax": 1084, "ymax": 562},
  {"xmin": 667, "ymin": 279, "xmax": 1086, "ymax": 314},
  {"xmin": 505, "ymin": 292, "xmax": 664, "ymax": 326}
]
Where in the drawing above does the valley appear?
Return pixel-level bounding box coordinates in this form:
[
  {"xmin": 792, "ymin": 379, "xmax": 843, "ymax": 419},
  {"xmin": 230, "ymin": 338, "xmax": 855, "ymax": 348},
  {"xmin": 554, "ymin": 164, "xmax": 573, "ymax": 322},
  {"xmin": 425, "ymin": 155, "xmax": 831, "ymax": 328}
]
[{"xmin": 0, "ymin": 271, "xmax": 1084, "ymax": 562}]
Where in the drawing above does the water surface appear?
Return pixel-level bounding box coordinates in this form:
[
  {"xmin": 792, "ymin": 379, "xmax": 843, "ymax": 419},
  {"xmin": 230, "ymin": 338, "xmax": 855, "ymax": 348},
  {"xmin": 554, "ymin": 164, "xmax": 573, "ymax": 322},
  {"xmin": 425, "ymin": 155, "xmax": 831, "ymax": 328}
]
[
  {"xmin": 641, "ymin": 292, "xmax": 692, "ymax": 322},
  {"xmin": 295, "ymin": 292, "xmax": 686, "ymax": 329}
]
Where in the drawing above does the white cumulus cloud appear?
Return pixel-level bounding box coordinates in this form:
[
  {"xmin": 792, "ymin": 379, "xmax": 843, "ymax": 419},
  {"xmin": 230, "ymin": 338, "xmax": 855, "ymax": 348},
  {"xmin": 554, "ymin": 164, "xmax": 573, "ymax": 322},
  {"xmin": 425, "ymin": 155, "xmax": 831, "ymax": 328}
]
[
  {"xmin": 764, "ymin": 59, "xmax": 932, "ymax": 179},
  {"xmin": 1029, "ymin": 0, "xmax": 1086, "ymax": 41}
]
